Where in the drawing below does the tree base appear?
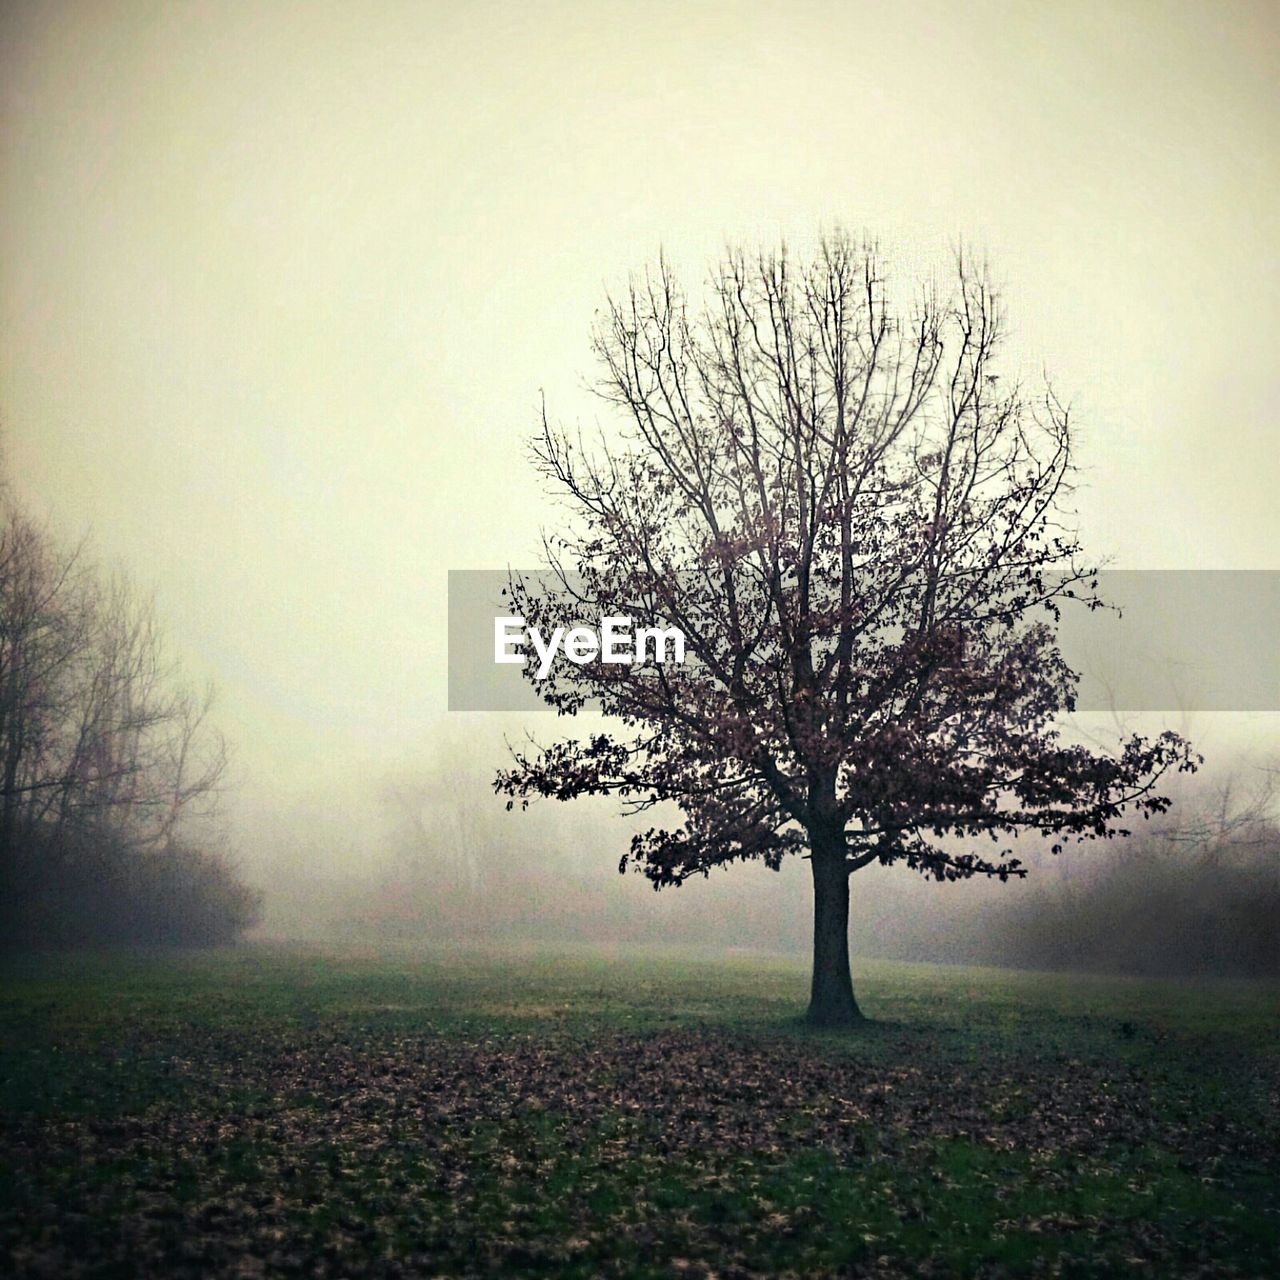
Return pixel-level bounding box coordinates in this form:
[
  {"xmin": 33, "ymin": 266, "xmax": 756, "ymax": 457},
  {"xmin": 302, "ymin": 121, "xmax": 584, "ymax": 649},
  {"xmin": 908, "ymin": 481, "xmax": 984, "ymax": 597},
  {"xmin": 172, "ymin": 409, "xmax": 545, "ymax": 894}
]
[{"xmin": 804, "ymin": 1001, "xmax": 866, "ymax": 1029}]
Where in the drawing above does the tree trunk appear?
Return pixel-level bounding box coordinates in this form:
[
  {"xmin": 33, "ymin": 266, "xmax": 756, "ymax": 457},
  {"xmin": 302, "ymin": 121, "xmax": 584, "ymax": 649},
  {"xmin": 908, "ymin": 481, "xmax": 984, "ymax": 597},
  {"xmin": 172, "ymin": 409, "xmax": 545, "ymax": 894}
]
[{"xmin": 806, "ymin": 827, "xmax": 863, "ymax": 1027}]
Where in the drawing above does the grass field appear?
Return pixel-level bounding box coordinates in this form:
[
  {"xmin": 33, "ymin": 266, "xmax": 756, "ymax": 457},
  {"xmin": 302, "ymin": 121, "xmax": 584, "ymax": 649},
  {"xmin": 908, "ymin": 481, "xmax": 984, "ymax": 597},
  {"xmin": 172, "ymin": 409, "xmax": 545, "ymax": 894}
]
[{"xmin": 1, "ymin": 946, "xmax": 1276, "ymax": 1278}]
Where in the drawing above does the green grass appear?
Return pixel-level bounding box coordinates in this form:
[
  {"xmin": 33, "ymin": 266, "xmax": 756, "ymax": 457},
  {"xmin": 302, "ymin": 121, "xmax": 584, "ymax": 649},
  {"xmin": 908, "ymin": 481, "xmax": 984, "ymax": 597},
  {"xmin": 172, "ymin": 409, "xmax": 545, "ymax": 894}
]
[{"xmin": 1, "ymin": 945, "xmax": 1276, "ymax": 1277}]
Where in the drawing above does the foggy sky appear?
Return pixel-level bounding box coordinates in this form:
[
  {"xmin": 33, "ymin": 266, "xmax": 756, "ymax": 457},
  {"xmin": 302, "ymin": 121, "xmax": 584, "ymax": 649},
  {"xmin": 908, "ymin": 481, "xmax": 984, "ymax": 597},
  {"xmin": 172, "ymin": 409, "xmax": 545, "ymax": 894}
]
[{"xmin": 2, "ymin": 0, "xmax": 1277, "ymax": 810}]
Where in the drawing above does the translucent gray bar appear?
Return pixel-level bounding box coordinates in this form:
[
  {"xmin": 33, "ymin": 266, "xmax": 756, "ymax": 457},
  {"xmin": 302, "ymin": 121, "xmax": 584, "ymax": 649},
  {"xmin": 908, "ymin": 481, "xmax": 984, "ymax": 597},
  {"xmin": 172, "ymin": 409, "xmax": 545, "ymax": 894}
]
[{"xmin": 448, "ymin": 570, "xmax": 1280, "ymax": 713}]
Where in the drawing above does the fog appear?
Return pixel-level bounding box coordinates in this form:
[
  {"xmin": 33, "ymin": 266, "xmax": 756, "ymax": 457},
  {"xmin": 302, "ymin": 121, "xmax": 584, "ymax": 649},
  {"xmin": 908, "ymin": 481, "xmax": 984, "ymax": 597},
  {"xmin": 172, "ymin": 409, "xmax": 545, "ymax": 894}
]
[
  {"xmin": 3, "ymin": 1, "xmax": 1277, "ymax": 970},
  {"xmin": 226, "ymin": 713, "xmax": 1278, "ymax": 976}
]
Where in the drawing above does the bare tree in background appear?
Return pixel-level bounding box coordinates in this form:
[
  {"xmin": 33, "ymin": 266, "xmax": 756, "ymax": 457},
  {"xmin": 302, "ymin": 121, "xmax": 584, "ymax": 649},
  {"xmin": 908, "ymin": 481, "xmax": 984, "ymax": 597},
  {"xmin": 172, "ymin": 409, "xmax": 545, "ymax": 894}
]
[
  {"xmin": 0, "ymin": 490, "xmax": 245, "ymax": 945},
  {"xmin": 498, "ymin": 233, "xmax": 1197, "ymax": 1026}
]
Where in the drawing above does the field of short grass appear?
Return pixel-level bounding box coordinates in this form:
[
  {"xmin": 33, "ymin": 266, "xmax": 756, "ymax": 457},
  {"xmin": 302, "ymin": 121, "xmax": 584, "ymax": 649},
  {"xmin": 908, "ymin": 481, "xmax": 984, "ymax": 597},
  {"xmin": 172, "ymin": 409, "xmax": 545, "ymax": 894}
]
[{"xmin": 1, "ymin": 946, "xmax": 1276, "ymax": 1278}]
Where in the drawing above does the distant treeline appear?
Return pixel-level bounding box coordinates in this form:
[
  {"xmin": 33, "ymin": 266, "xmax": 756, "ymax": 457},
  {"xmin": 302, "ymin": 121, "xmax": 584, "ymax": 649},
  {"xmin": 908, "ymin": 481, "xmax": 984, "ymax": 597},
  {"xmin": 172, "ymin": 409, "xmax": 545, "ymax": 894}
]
[
  {"xmin": 257, "ymin": 748, "xmax": 1279, "ymax": 980},
  {"xmin": 0, "ymin": 484, "xmax": 258, "ymax": 949},
  {"xmin": 980, "ymin": 799, "xmax": 1280, "ymax": 978},
  {"xmin": 857, "ymin": 772, "xmax": 1280, "ymax": 979}
]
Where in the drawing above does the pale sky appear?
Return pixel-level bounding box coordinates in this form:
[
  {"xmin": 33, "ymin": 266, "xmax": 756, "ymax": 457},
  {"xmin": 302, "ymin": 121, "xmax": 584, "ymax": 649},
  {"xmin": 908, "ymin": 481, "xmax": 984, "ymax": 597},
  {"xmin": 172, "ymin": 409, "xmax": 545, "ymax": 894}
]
[{"xmin": 2, "ymin": 0, "xmax": 1277, "ymax": 800}]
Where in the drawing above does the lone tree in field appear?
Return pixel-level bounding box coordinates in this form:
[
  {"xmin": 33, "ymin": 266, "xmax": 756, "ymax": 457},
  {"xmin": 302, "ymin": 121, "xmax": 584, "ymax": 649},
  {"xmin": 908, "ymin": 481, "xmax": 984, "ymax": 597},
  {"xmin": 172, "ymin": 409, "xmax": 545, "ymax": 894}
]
[{"xmin": 496, "ymin": 234, "xmax": 1196, "ymax": 1026}]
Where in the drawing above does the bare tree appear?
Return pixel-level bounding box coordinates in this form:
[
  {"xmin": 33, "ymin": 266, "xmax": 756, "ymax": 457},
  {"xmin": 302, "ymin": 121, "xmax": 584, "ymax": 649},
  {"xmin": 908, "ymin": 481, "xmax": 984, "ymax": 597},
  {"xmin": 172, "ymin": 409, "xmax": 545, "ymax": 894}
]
[
  {"xmin": 0, "ymin": 504, "xmax": 94, "ymax": 873},
  {"xmin": 497, "ymin": 233, "xmax": 1197, "ymax": 1026},
  {"xmin": 0, "ymin": 490, "xmax": 233, "ymax": 940}
]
